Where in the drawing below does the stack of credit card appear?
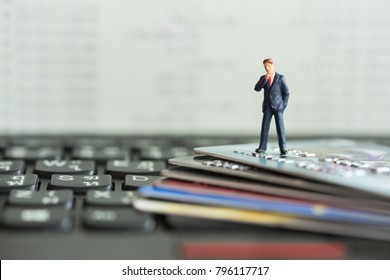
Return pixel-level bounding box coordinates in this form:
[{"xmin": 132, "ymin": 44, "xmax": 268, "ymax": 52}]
[{"xmin": 133, "ymin": 139, "xmax": 390, "ymax": 250}]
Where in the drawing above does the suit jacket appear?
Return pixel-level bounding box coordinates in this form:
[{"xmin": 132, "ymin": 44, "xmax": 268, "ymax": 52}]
[{"xmin": 254, "ymin": 72, "xmax": 289, "ymax": 112}]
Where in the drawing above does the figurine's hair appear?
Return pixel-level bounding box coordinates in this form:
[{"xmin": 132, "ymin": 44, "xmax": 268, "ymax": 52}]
[{"xmin": 263, "ymin": 58, "xmax": 273, "ymax": 64}]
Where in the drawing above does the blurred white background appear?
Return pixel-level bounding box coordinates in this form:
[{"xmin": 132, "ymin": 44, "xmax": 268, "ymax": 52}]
[{"xmin": 1, "ymin": 0, "xmax": 389, "ymax": 136}]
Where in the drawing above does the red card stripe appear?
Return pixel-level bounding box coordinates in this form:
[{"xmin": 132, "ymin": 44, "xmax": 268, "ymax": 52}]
[{"xmin": 180, "ymin": 242, "xmax": 346, "ymax": 259}]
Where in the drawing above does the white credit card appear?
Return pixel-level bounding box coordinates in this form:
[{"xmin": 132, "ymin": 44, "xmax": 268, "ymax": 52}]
[{"xmin": 193, "ymin": 139, "xmax": 390, "ymax": 199}]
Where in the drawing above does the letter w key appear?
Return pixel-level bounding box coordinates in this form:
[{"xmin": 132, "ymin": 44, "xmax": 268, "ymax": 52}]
[{"xmin": 34, "ymin": 160, "xmax": 95, "ymax": 177}]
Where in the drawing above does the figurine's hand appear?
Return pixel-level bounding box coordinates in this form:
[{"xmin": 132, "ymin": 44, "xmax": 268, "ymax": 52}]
[{"xmin": 265, "ymin": 73, "xmax": 272, "ymax": 81}]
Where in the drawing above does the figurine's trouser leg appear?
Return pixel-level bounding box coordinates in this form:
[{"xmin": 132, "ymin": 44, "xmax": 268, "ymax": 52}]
[
  {"xmin": 259, "ymin": 109, "xmax": 273, "ymax": 150},
  {"xmin": 274, "ymin": 111, "xmax": 286, "ymax": 151}
]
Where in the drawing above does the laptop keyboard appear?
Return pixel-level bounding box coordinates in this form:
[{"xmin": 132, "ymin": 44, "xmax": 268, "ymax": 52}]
[
  {"xmin": 1, "ymin": 135, "xmax": 390, "ymax": 259},
  {"xmin": 0, "ymin": 136, "xmax": 247, "ymax": 227}
]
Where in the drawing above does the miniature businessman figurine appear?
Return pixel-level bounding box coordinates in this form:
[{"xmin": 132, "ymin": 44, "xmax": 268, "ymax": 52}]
[{"xmin": 254, "ymin": 58, "xmax": 289, "ymax": 155}]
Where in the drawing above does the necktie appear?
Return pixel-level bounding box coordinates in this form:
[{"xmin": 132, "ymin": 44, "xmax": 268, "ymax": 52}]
[{"xmin": 268, "ymin": 76, "xmax": 272, "ymax": 87}]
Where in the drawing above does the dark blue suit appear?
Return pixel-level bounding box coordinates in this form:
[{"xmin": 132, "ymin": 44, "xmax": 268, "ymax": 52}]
[{"xmin": 254, "ymin": 72, "xmax": 289, "ymax": 152}]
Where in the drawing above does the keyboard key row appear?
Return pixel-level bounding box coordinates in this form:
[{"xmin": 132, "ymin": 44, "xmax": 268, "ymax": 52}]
[
  {"xmin": 4, "ymin": 189, "xmax": 136, "ymax": 205},
  {"xmin": 0, "ymin": 160, "xmax": 166, "ymax": 177},
  {"xmin": 0, "ymin": 174, "xmax": 161, "ymax": 193},
  {"xmin": 4, "ymin": 190, "xmax": 138, "ymax": 208},
  {"xmin": 1, "ymin": 145, "xmax": 194, "ymax": 161},
  {"xmin": 4, "ymin": 146, "xmax": 130, "ymax": 162},
  {"xmin": 2, "ymin": 206, "xmax": 154, "ymax": 231},
  {"xmin": 1, "ymin": 189, "xmax": 156, "ymax": 231}
]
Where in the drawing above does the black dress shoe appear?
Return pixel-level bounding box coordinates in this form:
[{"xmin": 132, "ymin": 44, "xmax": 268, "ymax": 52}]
[
  {"xmin": 255, "ymin": 148, "xmax": 266, "ymax": 153},
  {"xmin": 280, "ymin": 148, "xmax": 288, "ymax": 155}
]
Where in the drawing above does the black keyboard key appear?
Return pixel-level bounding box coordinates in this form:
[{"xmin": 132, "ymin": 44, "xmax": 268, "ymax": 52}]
[
  {"xmin": 0, "ymin": 175, "xmax": 38, "ymax": 193},
  {"xmin": 72, "ymin": 146, "xmax": 129, "ymax": 162},
  {"xmin": 49, "ymin": 175, "xmax": 112, "ymax": 193},
  {"xmin": 71, "ymin": 138, "xmax": 118, "ymax": 147},
  {"xmin": 8, "ymin": 190, "xmax": 73, "ymax": 209},
  {"xmin": 83, "ymin": 208, "xmax": 155, "ymax": 231},
  {"xmin": 139, "ymin": 146, "xmax": 192, "ymax": 160},
  {"xmin": 2, "ymin": 207, "xmax": 72, "ymax": 230},
  {"xmin": 124, "ymin": 175, "xmax": 161, "ymax": 190},
  {"xmin": 106, "ymin": 160, "xmax": 165, "ymax": 178},
  {"xmin": 34, "ymin": 160, "xmax": 95, "ymax": 177},
  {"xmin": 0, "ymin": 160, "xmax": 25, "ymax": 175},
  {"xmin": 123, "ymin": 138, "xmax": 171, "ymax": 151},
  {"xmin": 5, "ymin": 146, "xmax": 62, "ymax": 161},
  {"xmin": 86, "ymin": 191, "xmax": 134, "ymax": 206}
]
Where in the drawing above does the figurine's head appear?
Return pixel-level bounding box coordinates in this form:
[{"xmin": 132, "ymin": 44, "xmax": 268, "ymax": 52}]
[{"xmin": 263, "ymin": 58, "xmax": 275, "ymax": 74}]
